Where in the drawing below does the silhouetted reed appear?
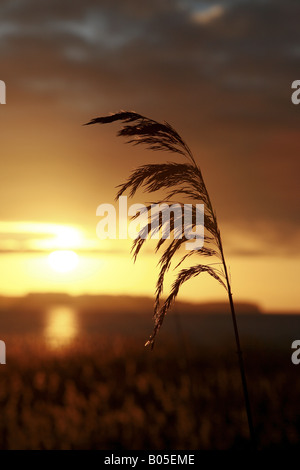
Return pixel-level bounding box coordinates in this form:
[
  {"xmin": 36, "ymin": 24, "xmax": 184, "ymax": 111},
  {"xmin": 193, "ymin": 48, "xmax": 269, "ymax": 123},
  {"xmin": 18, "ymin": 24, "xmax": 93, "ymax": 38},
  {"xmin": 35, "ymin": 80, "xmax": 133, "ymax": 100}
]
[{"xmin": 85, "ymin": 111, "xmax": 255, "ymax": 447}]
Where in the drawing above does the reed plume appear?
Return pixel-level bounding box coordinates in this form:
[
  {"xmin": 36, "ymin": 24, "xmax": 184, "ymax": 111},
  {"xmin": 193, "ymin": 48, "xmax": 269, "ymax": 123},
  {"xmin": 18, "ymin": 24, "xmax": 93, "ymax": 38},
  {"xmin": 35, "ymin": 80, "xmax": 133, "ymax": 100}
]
[{"xmin": 85, "ymin": 110, "xmax": 255, "ymax": 447}]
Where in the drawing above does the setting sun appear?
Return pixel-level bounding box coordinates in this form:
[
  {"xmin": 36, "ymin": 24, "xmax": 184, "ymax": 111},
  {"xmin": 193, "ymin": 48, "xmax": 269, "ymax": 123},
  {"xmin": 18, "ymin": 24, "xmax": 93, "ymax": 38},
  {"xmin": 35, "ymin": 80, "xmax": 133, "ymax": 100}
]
[{"xmin": 48, "ymin": 250, "xmax": 79, "ymax": 273}]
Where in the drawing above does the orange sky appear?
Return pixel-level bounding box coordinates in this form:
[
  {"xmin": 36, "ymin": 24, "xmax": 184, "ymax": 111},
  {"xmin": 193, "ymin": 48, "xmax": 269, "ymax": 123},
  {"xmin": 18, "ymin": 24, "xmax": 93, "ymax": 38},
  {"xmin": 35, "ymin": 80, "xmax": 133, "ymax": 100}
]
[{"xmin": 0, "ymin": 0, "xmax": 299, "ymax": 311}]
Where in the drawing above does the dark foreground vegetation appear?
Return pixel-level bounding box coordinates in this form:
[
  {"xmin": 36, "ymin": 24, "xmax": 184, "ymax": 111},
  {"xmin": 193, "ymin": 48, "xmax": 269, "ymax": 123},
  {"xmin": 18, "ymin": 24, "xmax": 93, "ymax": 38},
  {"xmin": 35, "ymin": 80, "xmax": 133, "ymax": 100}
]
[{"xmin": 0, "ymin": 327, "xmax": 299, "ymax": 450}]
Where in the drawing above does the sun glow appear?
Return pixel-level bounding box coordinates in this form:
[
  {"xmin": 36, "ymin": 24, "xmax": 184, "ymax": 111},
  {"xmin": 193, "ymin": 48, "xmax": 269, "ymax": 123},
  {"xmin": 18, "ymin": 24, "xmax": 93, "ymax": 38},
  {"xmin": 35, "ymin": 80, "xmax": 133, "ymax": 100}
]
[
  {"xmin": 48, "ymin": 250, "xmax": 79, "ymax": 273},
  {"xmin": 0, "ymin": 221, "xmax": 84, "ymax": 251},
  {"xmin": 45, "ymin": 306, "xmax": 78, "ymax": 348}
]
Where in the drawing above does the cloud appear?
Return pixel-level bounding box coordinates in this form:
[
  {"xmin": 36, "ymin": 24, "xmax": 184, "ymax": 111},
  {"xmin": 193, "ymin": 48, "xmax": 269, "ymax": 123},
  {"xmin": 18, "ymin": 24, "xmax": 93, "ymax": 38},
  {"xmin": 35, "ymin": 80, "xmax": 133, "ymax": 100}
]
[
  {"xmin": 0, "ymin": 0, "xmax": 299, "ymax": 256},
  {"xmin": 190, "ymin": 4, "xmax": 225, "ymax": 24}
]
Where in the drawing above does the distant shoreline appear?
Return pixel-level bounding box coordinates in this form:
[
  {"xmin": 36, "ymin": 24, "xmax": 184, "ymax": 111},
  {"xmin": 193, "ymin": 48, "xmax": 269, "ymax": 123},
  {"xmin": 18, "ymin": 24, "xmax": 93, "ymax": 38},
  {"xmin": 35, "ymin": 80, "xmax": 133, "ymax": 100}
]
[{"xmin": 0, "ymin": 292, "xmax": 297, "ymax": 315}]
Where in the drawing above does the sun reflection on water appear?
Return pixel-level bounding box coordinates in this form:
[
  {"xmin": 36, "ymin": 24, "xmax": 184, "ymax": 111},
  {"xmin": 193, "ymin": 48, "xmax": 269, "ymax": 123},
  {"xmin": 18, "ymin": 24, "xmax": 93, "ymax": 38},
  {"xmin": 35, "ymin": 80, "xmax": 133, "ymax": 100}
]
[{"xmin": 45, "ymin": 305, "xmax": 78, "ymax": 349}]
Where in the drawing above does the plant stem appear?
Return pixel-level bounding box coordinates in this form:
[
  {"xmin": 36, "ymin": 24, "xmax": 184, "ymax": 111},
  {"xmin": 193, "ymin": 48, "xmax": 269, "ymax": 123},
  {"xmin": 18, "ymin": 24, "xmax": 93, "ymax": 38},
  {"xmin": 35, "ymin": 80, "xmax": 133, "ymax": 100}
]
[
  {"xmin": 199, "ymin": 174, "xmax": 256, "ymax": 448},
  {"xmin": 220, "ymin": 248, "xmax": 256, "ymax": 449}
]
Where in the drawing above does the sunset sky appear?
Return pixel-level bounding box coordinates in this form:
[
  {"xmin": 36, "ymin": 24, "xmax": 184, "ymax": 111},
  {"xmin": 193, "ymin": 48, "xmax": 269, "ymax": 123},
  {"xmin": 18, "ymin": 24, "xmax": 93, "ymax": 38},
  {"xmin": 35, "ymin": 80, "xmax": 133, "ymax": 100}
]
[{"xmin": 0, "ymin": 0, "xmax": 299, "ymax": 311}]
